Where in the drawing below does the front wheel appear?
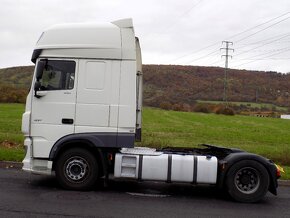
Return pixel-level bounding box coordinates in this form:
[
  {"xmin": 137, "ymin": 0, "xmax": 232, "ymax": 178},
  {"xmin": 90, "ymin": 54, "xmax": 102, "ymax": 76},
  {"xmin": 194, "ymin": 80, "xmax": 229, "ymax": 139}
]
[
  {"xmin": 226, "ymin": 160, "xmax": 270, "ymax": 203},
  {"xmin": 55, "ymin": 148, "xmax": 99, "ymax": 190}
]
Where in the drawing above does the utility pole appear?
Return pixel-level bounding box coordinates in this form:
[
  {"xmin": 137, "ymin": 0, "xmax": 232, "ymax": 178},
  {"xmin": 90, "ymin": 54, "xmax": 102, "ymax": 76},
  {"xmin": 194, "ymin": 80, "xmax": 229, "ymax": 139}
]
[
  {"xmin": 255, "ymin": 88, "xmax": 259, "ymax": 103},
  {"xmin": 220, "ymin": 41, "xmax": 234, "ymax": 104}
]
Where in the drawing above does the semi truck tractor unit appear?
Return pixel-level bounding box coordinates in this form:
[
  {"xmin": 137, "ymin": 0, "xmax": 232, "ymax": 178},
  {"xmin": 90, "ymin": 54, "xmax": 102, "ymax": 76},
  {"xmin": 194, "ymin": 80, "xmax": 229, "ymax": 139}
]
[{"xmin": 21, "ymin": 18, "xmax": 280, "ymax": 203}]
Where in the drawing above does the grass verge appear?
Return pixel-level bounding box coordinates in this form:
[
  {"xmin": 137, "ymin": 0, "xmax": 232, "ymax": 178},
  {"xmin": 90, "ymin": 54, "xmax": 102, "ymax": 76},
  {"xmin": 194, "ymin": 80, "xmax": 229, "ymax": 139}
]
[{"xmin": 0, "ymin": 147, "xmax": 24, "ymax": 162}]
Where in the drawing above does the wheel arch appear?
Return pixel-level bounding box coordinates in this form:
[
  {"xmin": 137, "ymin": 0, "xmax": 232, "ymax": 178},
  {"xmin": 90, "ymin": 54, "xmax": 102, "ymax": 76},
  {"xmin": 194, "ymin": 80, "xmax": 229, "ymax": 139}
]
[
  {"xmin": 217, "ymin": 152, "xmax": 278, "ymax": 195},
  {"xmin": 49, "ymin": 135, "xmax": 107, "ymax": 177}
]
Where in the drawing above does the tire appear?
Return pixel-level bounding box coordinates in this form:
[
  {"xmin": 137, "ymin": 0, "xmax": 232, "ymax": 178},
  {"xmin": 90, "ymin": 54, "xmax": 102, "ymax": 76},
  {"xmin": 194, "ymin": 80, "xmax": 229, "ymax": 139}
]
[
  {"xmin": 55, "ymin": 148, "xmax": 99, "ymax": 190},
  {"xmin": 226, "ymin": 160, "xmax": 269, "ymax": 203}
]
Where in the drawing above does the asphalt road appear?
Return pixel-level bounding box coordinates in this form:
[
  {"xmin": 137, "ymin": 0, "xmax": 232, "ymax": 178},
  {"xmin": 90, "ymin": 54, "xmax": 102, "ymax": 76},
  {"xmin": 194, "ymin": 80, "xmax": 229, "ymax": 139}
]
[{"xmin": 0, "ymin": 165, "xmax": 289, "ymax": 218}]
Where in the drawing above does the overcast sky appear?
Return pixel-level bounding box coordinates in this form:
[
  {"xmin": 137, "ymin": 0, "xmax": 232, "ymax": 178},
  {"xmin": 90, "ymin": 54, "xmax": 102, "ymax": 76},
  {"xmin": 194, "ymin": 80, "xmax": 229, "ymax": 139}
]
[{"xmin": 1, "ymin": 0, "xmax": 290, "ymax": 73}]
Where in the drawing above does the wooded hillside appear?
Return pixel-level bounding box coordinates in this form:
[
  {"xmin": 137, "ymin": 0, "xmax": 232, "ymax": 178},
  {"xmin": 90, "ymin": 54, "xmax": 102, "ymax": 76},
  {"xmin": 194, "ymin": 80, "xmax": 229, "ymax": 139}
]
[
  {"xmin": 0, "ymin": 65, "xmax": 290, "ymax": 108},
  {"xmin": 143, "ymin": 65, "xmax": 290, "ymax": 108}
]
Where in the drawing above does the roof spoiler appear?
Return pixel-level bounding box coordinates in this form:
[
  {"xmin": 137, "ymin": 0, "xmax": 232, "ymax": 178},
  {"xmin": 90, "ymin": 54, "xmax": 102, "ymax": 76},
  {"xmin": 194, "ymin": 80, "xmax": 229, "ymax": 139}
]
[{"xmin": 111, "ymin": 18, "xmax": 133, "ymax": 28}]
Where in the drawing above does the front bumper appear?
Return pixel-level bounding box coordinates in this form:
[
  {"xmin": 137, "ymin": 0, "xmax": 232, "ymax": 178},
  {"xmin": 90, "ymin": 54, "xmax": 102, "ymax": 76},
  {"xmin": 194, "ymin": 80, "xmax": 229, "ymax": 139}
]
[{"xmin": 22, "ymin": 137, "xmax": 52, "ymax": 175}]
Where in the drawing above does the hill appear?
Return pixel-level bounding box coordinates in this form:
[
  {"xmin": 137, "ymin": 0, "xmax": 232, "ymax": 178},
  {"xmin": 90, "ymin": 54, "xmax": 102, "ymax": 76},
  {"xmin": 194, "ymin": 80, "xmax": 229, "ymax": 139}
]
[
  {"xmin": 1, "ymin": 65, "xmax": 290, "ymax": 108},
  {"xmin": 143, "ymin": 65, "xmax": 290, "ymax": 108},
  {"xmin": 0, "ymin": 66, "xmax": 34, "ymax": 88},
  {"xmin": 0, "ymin": 66, "xmax": 34, "ymax": 103}
]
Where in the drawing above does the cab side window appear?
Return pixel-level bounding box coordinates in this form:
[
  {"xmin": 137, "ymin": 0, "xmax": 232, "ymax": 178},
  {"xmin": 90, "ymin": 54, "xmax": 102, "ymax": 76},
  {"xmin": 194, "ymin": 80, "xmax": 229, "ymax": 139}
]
[{"xmin": 39, "ymin": 60, "xmax": 75, "ymax": 90}]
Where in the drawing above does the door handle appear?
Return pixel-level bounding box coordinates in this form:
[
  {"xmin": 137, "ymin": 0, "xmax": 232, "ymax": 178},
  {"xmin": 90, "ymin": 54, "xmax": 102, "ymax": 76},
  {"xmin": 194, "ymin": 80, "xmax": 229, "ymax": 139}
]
[{"xmin": 62, "ymin": 119, "xmax": 74, "ymax": 124}]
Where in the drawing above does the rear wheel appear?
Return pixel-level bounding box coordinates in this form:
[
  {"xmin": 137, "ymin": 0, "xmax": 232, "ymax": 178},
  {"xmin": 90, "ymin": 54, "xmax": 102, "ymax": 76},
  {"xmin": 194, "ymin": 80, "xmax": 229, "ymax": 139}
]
[
  {"xmin": 55, "ymin": 148, "xmax": 99, "ymax": 190},
  {"xmin": 226, "ymin": 160, "xmax": 269, "ymax": 203}
]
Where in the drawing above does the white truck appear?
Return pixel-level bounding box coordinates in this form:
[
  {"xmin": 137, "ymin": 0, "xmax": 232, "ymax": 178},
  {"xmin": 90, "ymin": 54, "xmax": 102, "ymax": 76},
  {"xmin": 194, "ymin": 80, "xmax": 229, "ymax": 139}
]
[{"xmin": 22, "ymin": 18, "xmax": 280, "ymax": 203}]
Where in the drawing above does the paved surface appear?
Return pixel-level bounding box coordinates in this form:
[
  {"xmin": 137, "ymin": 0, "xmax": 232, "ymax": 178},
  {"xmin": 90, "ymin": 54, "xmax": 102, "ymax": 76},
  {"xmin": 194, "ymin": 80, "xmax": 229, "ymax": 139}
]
[{"xmin": 0, "ymin": 166, "xmax": 290, "ymax": 218}]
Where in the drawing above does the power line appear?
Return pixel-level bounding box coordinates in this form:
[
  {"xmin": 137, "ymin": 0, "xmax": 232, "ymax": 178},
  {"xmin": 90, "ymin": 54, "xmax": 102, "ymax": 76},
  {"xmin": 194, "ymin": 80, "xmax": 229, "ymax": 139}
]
[
  {"xmin": 143, "ymin": 0, "xmax": 204, "ymax": 39},
  {"xmin": 236, "ymin": 32, "xmax": 290, "ymax": 49},
  {"xmin": 177, "ymin": 0, "xmax": 204, "ymax": 19},
  {"xmin": 232, "ymin": 47, "xmax": 290, "ymax": 68},
  {"xmin": 167, "ymin": 12, "xmax": 290, "ymax": 64},
  {"xmin": 163, "ymin": 0, "xmax": 204, "ymax": 33},
  {"xmin": 183, "ymin": 49, "xmax": 220, "ymax": 64},
  {"xmin": 233, "ymin": 46, "xmax": 290, "ymax": 63},
  {"xmin": 227, "ymin": 12, "xmax": 290, "ymax": 41},
  {"xmin": 208, "ymin": 58, "xmax": 224, "ymax": 66},
  {"xmin": 201, "ymin": 54, "xmax": 223, "ymax": 66},
  {"xmin": 234, "ymin": 33, "xmax": 290, "ymax": 57},
  {"xmin": 253, "ymin": 57, "xmax": 290, "ymax": 60},
  {"xmin": 168, "ymin": 42, "xmax": 220, "ymax": 64},
  {"xmin": 239, "ymin": 58, "xmax": 290, "ymax": 61},
  {"xmin": 235, "ymin": 16, "xmax": 290, "ymax": 43}
]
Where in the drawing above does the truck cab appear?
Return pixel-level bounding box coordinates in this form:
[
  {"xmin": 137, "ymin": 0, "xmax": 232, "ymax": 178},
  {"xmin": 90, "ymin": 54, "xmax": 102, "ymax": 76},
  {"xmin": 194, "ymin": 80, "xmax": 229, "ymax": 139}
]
[{"xmin": 22, "ymin": 18, "xmax": 142, "ymax": 174}]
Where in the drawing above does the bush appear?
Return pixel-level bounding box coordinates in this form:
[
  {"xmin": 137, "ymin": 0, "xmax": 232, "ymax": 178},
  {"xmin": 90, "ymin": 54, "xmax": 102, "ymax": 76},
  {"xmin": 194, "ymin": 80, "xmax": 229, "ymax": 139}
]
[
  {"xmin": 172, "ymin": 104, "xmax": 182, "ymax": 111},
  {"xmin": 181, "ymin": 103, "xmax": 192, "ymax": 112},
  {"xmin": 193, "ymin": 104, "xmax": 210, "ymax": 113},
  {"xmin": 159, "ymin": 101, "xmax": 172, "ymax": 110},
  {"xmin": 215, "ymin": 105, "xmax": 235, "ymax": 115}
]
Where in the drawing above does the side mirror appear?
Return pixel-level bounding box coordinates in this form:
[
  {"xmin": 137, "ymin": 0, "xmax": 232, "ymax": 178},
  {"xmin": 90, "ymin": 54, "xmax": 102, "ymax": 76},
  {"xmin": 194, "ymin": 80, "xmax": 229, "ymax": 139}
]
[
  {"xmin": 34, "ymin": 81, "xmax": 43, "ymax": 98},
  {"xmin": 36, "ymin": 59, "xmax": 46, "ymax": 81},
  {"xmin": 34, "ymin": 81, "xmax": 41, "ymax": 91},
  {"xmin": 34, "ymin": 59, "xmax": 47, "ymax": 98}
]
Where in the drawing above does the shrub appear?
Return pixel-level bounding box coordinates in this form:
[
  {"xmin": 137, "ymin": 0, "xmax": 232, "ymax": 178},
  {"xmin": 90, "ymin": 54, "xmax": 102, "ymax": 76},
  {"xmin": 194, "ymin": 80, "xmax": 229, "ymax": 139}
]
[
  {"xmin": 172, "ymin": 103, "xmax": 182, "ymax": 111},
  {"xmin": 193, "ymin": 104, "xmax": 210, "ymax": 113},
  {"xmin": 159, "ymin": 101, "xmax": 172, "ymax": 110},
  {"xmin": 181, "ymin": 103, "xmax": 192, "ymax": 112},
  {"xmin": 215, "ymin": 105, "xmax": 235, "ymax": 115}
]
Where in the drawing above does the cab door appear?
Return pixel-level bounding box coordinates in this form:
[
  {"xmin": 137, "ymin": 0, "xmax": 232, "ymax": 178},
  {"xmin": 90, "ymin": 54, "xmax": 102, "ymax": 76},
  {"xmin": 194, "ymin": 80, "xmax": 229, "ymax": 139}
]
[
  {"xmin": 74, "ymin": 59, "xmax": 119, "ymax": 146},
  {"xmin": 30, "ymin": 59, "xmax": 77, "ymax": 158}
]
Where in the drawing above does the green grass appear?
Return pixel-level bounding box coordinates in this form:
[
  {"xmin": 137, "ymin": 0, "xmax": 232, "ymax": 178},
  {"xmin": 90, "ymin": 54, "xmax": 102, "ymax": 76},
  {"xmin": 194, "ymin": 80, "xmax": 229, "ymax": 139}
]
[
  {"xmin": 0, "ymin": 103, "xmax": 24, "ymax": 162},
  {"xmin": 0, "ymin": 104, "xmax": 289, "ymax": 179},
  {"xmin": 281, "ymin": 166, "xmax": 290, "ymax": 180},
  {"xmin": 141, "ymin": 108, "xmax": 290, "ymax": 163},
  {"xmin": 0, "ymin": 147, "xmax": 24, "ymax": 162},
  {"xmin": 0, "ymin": 103, "xmax": 24, "ymax": 144}
]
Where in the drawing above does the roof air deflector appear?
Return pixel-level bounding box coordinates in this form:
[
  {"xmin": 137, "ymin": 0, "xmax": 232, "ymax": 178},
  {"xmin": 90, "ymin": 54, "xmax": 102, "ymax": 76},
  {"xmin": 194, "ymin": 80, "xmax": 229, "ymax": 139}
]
[{"xmin": 111, "ymin": 18, "xmax": 133, "ymax": 28}]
